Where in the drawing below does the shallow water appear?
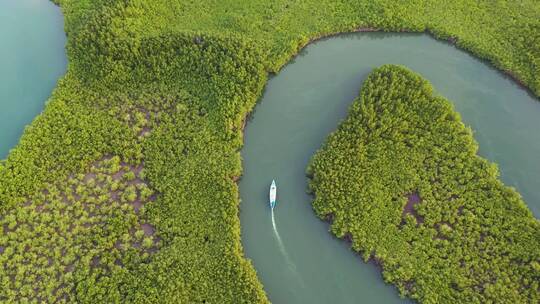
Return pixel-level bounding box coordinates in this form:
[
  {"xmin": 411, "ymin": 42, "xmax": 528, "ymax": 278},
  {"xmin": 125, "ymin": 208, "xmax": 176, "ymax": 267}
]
[
  {"xmin": 239, "ymin": 32, "xmax": 540, "ymax": 303},
  {"xmin": 0, "ymin": 0, "xmax": 66, "ymax": 159}
]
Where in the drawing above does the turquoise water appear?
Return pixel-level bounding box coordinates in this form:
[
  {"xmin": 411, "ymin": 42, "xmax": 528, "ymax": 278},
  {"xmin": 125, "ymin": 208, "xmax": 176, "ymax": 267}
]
[
  {"xmin": 239, "ymin": 32, "xmax": 540, "ymax": 303},
  {"xmin": 0, "ymin": 0, "xmax": 66, "ymax": 159}
]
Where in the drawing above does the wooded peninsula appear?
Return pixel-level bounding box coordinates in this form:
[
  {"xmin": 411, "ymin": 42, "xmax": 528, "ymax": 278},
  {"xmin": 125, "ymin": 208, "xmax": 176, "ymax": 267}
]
[{"xmin": 307, "ymin": 65, "xmax": 540, "ymax": 303}]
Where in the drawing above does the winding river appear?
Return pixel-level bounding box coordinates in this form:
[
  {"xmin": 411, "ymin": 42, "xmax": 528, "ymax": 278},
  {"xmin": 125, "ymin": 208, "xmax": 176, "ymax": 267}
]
[
  {"xmin": 2, "ymin": 2, "xmax": 540, "ymax": 303},
  {"xmin": 239, "ymin": 32, "xmax": 540, "ymax": 303}
]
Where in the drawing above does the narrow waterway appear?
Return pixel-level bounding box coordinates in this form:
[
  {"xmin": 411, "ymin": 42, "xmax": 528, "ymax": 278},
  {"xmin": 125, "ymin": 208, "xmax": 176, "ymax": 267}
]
[
  {"xmin": 239, "ymin": 32, "xmax": 540, "ymax": 303},
  {"xmin": 0, "ymin": 0, "xmax": 66, "ymax": 159}
]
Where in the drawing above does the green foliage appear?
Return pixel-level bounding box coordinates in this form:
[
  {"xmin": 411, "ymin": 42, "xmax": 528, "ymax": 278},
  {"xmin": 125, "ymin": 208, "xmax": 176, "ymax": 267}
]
[
  {"xmin": 0, "ymin": 157, "xmax": 159, "ymax": 302},
  {"xmin": 307, "ymin": 65, "xmax": 540, "ymax": 303},
  {"xmin": 1, "ymin": 0, "xmax": 539, "ymax": 302},
  {"xmin": 62, "ymin": 0, "xmax": 540, "ymax": 95}
]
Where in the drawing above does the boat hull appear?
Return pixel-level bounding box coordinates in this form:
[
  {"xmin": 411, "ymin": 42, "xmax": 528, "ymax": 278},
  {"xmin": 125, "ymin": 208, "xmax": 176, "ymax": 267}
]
[{"xmin": 269, "ymin": 180, "xmax": 277, "ymax": 209}]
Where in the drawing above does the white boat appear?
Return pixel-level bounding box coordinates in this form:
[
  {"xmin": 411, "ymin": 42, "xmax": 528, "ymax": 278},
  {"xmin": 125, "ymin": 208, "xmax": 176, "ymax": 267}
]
[{"xmin": 269, "ymin": 180, "xmax": 277, "ymax": 209}]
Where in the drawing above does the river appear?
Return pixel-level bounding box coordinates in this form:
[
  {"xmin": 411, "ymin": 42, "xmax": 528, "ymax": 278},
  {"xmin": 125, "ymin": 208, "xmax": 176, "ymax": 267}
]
[
  {"xmin": 1, "ymin": 3, "xmax": 539, "ymax": 303},
  {"xmin": 239, "ymin": 32, "xmax": 540, "ymax": 303},
  {"xmin": 0, "ymin": 0, "xmax": 66, "ymax": 159}
]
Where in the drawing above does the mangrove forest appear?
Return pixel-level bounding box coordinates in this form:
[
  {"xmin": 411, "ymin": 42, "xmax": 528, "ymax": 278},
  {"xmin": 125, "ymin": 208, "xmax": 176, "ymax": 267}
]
[{"xmin": 0, "ymin": 0, "xmax": 539, "ymax": 302}]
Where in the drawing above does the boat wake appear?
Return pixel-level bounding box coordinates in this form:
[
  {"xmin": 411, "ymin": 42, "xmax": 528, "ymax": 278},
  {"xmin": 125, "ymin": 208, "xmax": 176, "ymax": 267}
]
[
  {"xmin": 270, "ymin": 209, "xmax": 286, "ymax": 253},
  {"xmin": 271, "ymin": 209, "xmax": 305, "ymax": 287}
]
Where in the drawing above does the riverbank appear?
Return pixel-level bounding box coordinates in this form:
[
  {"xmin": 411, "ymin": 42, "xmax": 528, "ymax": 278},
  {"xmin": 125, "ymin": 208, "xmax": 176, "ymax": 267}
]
[{"xmin": 240, "ymin": 32, "xmax": 540, "ymax": 302}]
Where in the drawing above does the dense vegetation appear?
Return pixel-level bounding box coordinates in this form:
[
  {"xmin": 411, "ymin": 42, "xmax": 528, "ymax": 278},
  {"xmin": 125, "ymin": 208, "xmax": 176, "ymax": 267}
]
[
  {"xmin": 307, "ymin": 65, "xmax": 540, "ymax": 303},
  {"xmin": 0, "ymin": 0, "xmax": 538, "ymax": 302},
  {"xmin": 0, "ymin": 155, "xmax": 160, "ymax": 302}
]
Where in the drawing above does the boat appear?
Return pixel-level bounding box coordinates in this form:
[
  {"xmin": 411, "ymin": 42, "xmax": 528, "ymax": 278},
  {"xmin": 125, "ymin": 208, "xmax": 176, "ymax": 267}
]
[{"xmin": 269, "ymin": 180, "xmax": 277, "ymax": 209}]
